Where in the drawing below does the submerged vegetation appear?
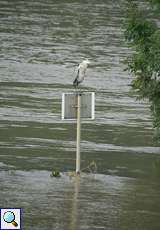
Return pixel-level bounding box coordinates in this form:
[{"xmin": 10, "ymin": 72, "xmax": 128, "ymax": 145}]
[{"xmin": 124, "ymin": 0, "xmax": 160, "ymax": 142}]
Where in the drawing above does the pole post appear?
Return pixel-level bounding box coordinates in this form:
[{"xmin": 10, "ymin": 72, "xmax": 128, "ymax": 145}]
[{"xmin": 76, "ymin": 93, "xmax": 81, "ymax": 174}]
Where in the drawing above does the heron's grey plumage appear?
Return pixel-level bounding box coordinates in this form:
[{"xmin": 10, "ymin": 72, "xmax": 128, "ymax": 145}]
[{"xmin": 73, "ymin": 59, "xmax": 90, "ymax": 87}]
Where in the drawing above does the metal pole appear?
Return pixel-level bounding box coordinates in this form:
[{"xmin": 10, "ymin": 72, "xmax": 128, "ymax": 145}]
[{"xmin": 76, "ymin": 93, "xmax": 81, "ymax": 174}]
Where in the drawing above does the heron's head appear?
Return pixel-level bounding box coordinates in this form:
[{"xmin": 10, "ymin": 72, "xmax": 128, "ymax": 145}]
[{"xmin": 82, "ymin": 59, "xmax": 91, "ymax": 66}]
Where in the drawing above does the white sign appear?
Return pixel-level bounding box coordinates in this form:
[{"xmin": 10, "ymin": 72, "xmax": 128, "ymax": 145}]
[{"xmin": 62, "ymin": 92, "xmax": 95, "ymax": 120}]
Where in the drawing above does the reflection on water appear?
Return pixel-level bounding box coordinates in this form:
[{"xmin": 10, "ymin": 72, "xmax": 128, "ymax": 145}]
[
  {"xmin": 0, "ymin": 171, "xmax": 160, "ymax": 230},
  {"xmin": 0, "ymin": 0, "xmax": 160, "ymax": 229},
  {"xmin": 70, "ymin": 177, "xmax": 80, "ymax": 230}
]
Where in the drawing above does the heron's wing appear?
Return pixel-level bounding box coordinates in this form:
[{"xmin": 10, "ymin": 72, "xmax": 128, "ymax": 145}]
[{"xmin": 78, "ymin": 67, "xmax": 87, "ymax": 82}]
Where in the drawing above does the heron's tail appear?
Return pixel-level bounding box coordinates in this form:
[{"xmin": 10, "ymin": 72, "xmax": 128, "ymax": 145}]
[
  {"xmin": 73, "ymin": 70, "xmax": 79, "ymax": 87},
  {"xmin": 73, "ymin": 78, "xmax": 78, "ymax": 87}
]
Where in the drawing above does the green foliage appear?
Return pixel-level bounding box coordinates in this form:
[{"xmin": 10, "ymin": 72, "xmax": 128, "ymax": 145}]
[
  {"xmin": 149, "ymin": 0, "xmax": 160, "ymax": 6},
  {"xmin": 124, "ymin": 0, "xmax": 160, "ymax": 142}
]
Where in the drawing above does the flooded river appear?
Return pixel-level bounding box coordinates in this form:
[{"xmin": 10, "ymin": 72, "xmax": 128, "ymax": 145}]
[{"xmin": 0, "ymin": 0, "xmax": 160, "ymax": 229}]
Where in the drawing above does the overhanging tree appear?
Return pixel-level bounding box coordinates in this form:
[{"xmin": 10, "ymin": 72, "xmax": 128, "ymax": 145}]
[{"xmin": 124, "ymin": 0, "xmax": 160, "ymax": 142}]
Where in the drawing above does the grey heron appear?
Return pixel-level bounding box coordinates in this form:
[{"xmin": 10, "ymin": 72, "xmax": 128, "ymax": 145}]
[{"xmin": 73, "ymin": 59, "xmax": 90, "ymax": 87}]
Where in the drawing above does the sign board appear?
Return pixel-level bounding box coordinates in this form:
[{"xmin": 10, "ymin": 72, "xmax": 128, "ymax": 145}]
[{"xmin": 62, "ymin": 92, "xmax": 95, "ymax": 120}]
